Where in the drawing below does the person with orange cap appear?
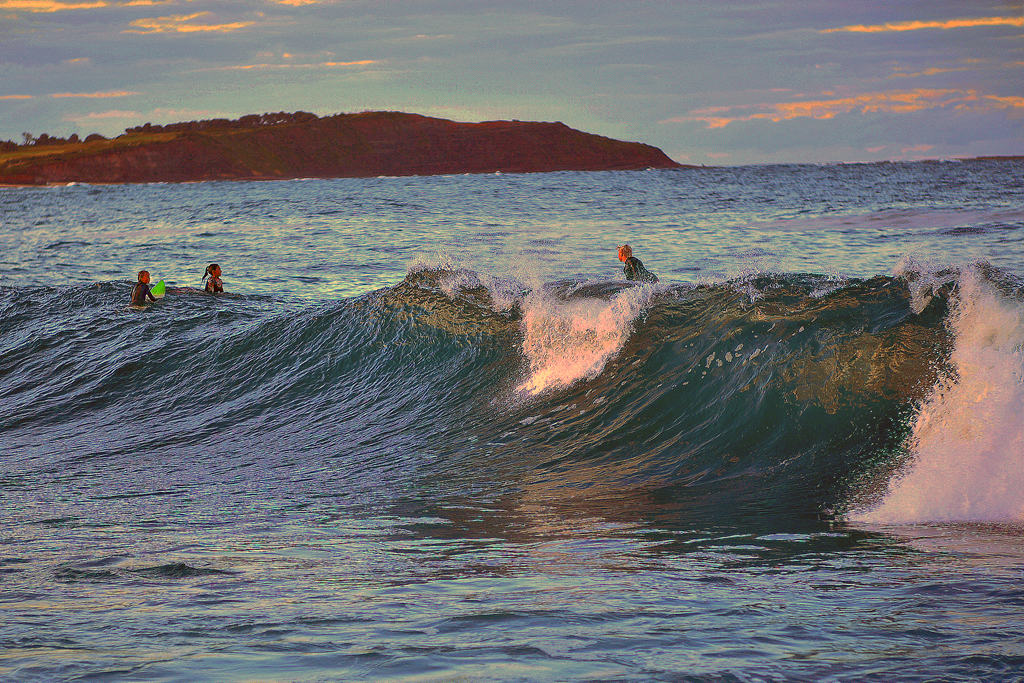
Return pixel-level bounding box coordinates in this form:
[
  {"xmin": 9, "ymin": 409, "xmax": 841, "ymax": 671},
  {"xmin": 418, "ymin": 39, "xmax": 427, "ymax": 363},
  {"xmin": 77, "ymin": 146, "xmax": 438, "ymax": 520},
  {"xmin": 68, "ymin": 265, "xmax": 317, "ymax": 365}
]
[
  {"xmin": 617, "ymin": 244, "xmax": 658, "ymax": 284},
  {"xmin": 129, "ymin": 269, "xmax": 158, "ymax": 305}
]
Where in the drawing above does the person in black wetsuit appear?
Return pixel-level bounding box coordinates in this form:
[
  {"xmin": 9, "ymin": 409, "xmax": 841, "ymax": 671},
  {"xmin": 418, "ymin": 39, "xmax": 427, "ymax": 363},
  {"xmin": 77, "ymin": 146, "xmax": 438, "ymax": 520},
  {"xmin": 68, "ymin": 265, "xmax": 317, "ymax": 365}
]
[
  {"xmin": 203, "ymin": 263, "xmax": 224, "ymax": 293},
  {"xmin": 130, "ymin": 270, "xmax": 158, "ymax": 306},
  {"xmin": 617, "ymin": 244, "xmax": 658, "ymax": 284}
]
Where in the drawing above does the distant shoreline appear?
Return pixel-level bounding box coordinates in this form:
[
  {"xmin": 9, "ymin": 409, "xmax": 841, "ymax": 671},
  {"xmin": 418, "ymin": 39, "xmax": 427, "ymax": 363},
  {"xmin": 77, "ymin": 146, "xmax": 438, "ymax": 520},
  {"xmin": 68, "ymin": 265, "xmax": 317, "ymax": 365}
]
[{"xmin": 962, "ymin": 155, "xmax": 1024, "ymax": 162}]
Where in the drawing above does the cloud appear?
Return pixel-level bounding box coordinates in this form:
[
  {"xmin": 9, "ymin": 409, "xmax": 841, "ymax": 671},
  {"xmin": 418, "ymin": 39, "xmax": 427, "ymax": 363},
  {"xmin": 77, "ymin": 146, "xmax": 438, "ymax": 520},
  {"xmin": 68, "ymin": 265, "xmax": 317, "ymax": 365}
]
[
  {"xmin": 50, "ymin": 90, "xmax": 139, "ymax": 98},
  {"xmin": 986, "ymin": 95, "xmax": 1024, "ymax": 109},
  {"xmin": 124, "ymin": 11, "xmax": 253, "ymax": 34},
  {"xmin": 663, "ymin": 88, "xmax": 1000, "ymax": 128},
  {"xmin": 64, "ymin": 109, "xmax": 141, "ymax": 121},
  {"xmin": 0, "ymin": 0, "xmax": 106, "ymax": 11},
  {"xmin": 149, "ymin": 107, "xmax": 224, "ymax": 118},
  {"xmin": 901, "ymin": 144, "xmax": 934, "ymax": 154},
  {"xmin": 62, "ymin": 107, "xmax": 229, "ymax": 126},
  {"xmin": 0, "ymin": 0, "xmax": 178, "ymax": 9},
  {"xmin": 200, "ymin": 59, "xmax": 376, "ymax": 71},
  {"xmin": 822, "ymin": 16, "xmax": 1024, "ymax": 34},
  {"xmin": 889, "ymin": 66, "xmax": 971, "ymax": 79}
]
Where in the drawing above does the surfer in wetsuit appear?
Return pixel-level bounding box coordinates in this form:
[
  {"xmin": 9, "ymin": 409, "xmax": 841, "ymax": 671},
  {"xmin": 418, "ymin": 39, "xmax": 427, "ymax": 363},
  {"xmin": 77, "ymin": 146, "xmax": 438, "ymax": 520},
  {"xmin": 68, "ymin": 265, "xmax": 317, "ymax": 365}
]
[
  {"xmin": 130, "ymin": 270, "xmax": 157, "ymax": 305},
  {"xmin": 617, "ymin": 244, "xmax": 658, "ymax": 284},
  {"xmin": 203, "ymin": 263, "xmax": 224, "ymax": 293}
]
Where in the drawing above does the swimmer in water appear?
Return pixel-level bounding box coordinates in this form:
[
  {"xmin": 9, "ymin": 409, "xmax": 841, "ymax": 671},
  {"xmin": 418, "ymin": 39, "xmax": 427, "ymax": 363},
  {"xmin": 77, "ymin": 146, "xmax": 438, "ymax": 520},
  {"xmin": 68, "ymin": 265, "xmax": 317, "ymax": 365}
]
[
  {"xmin": 617, "ymin": 244, "xmax": 658, "ymax": 284},
  {"xmin": 203, "ymin": 263, "xmax": 224, "ymax": 294},
  {"xmin": 129, "ymin": 270, "xmax": 158, "ymax": 306}
]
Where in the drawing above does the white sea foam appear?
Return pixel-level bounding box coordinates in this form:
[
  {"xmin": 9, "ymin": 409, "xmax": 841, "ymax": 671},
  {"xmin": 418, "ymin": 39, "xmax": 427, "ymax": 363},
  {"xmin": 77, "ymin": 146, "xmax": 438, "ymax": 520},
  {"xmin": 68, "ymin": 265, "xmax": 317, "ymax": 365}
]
[
  {"xmin": 516, "ymin": 284, "xmax": 653, "ymax": 396},
  {"xmin": 893, "ymin": 255, "xmax": 958, "ymax": 314},
  {"xmin": 408, "ymin": 253, "xmax": 529, "ymax": 313},
  {"xmin": 855, "ymin": 266, "xmax": 1024, "ymax": 523},
  {"xmin": 407, "ymin": 250, "xmax": 457, "ymax": 274}
]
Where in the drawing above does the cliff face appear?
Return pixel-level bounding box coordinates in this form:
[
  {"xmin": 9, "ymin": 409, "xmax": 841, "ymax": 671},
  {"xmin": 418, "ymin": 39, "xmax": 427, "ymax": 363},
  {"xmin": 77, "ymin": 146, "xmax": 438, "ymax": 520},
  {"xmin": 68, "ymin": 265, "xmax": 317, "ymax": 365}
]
[{"xmin": 0, "ymin": 112, "xmax": 681, "ymax": 185}]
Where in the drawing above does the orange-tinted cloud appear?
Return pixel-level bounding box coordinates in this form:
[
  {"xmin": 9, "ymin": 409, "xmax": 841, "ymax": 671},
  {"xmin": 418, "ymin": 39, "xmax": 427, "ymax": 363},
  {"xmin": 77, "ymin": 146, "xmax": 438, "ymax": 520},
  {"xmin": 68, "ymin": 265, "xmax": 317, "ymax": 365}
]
[
  {"xmin": 986, "ymin": 95, "xmax": 1024, "ymax": 109},
  {"xmin": 50, "ymin": 90, "xmax": 139, "ymax": 98},
  {"xmin": 0, "ymin": 0, "xmax": 175, "ymax": 9},
  {"xmin": 823, "ymin": 16, "xmax": 1024, "ymax": 33},
  {"xmin": 889, "ymin": 66, "xmax": 970, "ymax": 79},
  {"xmin": 663, "ymin": 88, "xmax": 1013, "ymax": 128},
  {"xmin": 0, "ymin": 94, "xmax": 34, "ymax": 100},
  {"xmin": 0, "ymin": 0, "xmax": 106, "ymax": 11},
  {"xmin": 205, "ymin": 59, "xmax": 376, "ymax": 71},
  {"xmin": 124, "ymin": 12, "xmax": 253, "ymax": 34}
]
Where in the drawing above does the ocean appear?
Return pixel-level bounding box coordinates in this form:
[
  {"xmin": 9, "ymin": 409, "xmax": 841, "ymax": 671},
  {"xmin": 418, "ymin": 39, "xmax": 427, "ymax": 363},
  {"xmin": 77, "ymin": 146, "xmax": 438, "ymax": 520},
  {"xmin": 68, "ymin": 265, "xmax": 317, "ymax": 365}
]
[{"xmin": 2, "ymin": 160, "xmax": 1024, "ymax": 680}]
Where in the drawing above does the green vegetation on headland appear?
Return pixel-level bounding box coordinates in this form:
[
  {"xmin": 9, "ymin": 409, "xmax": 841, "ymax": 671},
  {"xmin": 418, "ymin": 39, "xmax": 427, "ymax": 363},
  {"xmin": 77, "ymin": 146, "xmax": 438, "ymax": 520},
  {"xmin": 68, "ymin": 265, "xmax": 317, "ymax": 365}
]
[{"xmin": 0, "ymin": 111, "xmax": 682, "ymax": 185}]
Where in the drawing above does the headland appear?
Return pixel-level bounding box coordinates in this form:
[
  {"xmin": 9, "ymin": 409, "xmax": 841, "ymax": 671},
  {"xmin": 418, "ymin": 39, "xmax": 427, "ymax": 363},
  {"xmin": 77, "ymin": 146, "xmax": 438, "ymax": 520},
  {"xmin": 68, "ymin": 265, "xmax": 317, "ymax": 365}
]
[{"xmin": 0, "ymin": 111, "xmax": 681, "ymax": 185}]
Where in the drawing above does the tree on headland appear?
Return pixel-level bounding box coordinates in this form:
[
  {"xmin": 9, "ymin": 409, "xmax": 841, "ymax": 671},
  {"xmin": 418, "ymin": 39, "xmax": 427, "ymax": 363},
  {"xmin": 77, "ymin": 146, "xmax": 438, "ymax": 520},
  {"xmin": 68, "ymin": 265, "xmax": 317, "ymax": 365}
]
[
  {"xmin": 123, "ymin": 111, "xmax": 320, "ymax": 135},
  {"xmin": 12, "ymin": 112, "xmax": 326, "ymax": 151}
]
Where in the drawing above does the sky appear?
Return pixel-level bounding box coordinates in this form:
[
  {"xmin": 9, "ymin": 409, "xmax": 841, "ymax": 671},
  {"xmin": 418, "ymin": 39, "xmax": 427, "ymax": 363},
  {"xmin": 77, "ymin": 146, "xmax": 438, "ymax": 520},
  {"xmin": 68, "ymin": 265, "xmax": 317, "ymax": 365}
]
[{"xmin": 1, "ymin": 0, "xmax": 1022, "ymax": 165}]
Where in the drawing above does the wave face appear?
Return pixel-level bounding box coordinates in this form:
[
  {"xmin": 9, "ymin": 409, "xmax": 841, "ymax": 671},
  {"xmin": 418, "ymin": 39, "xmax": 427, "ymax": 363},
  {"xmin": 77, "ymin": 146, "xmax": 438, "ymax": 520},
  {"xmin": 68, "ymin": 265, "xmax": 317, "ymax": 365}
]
[{"xmin": 4, "ymin": 264, "xmax": 1023, "ymax": 524}]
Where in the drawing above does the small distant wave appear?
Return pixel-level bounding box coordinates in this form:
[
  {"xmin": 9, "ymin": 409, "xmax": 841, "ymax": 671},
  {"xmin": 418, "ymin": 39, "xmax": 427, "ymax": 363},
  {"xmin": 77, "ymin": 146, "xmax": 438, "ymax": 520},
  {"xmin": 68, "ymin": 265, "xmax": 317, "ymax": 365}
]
[
  {"xmin": 939, "ymin": 226, "xmax": 991, "ymax": 236},
  {"xmin": 54, "ymin": 561, "xmax": 234, "ymax": 583},
  {"xmin": 750, "ymin": 208, "xmax": 1024, "ymax": 235},
  {"xmin": 129, "ymin": 562, "xmax": 236, "ymax": 579},
  {"xmin": 43, "ymin": 240, "xmax": 91, "ymax": 250}
]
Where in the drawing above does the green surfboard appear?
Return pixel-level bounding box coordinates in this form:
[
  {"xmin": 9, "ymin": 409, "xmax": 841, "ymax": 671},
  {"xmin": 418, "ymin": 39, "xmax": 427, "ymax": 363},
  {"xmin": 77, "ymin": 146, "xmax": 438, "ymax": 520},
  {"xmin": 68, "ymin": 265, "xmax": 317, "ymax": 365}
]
[{"xmin": 151, "ymin": 279, "xmax": 165, "ymax": 298}]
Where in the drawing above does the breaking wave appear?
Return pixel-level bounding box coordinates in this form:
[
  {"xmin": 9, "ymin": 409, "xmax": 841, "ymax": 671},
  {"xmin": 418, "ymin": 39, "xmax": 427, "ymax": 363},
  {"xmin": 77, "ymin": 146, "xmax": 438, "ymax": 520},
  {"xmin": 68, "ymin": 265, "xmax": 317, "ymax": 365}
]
[{"xmin": 3, "ymin": 262, "xmax": 1022, "ymax": 524}]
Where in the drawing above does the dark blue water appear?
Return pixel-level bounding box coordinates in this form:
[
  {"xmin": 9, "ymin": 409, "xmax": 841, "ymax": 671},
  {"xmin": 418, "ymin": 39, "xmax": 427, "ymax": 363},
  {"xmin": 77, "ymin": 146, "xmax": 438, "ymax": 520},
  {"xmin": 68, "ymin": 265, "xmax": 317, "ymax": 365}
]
[{"xmin": 3, "ymin": 162, "xmax": 1024, "ymax": 680}]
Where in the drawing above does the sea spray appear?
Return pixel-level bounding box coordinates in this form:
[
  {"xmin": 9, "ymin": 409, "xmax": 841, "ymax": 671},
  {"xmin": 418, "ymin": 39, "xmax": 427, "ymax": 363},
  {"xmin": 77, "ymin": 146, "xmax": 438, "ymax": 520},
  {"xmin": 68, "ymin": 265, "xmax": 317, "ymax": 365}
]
[
  {"xmin": 407, "ymin": 254, "xmax": 528, "ymax": 314},
  {"xmin": 516, "ymin": 285, "xmax": 654, "ymax": 395},
  {"xmin": 893, "ymin": 255, "xmax": 958, "ymax": 315},
  {"xmin": 855, "ymin": 266, "xmax": 1024, "ymax": 523}
]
